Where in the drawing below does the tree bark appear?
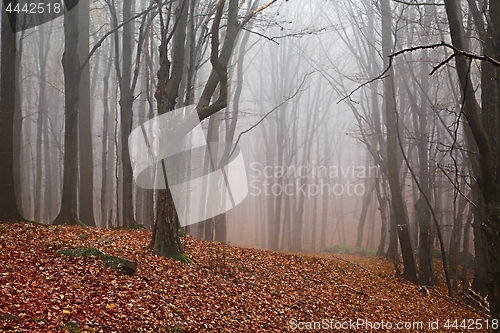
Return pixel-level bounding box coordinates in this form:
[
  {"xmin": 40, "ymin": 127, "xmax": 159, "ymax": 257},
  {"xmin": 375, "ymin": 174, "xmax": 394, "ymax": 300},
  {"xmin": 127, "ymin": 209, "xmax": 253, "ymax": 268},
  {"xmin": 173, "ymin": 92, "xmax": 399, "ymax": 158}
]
[
  {"xmin": 149, "ymin": 0, "xmax": 248, "ymax": 258},
  {"xmin": 381, "ymin": 0, "xmax": 417, "ymax": 283},
  {"xmin": 35, "ymin": 29, "xmax": 50, "ymax": 222},
  {"xmin": 118, "ymin": 0, "xmax": 135, "ymax": 229},
  {"xmin": 53, "ymin": 0, "xmax": 81, "ymax": 226},
  {"xmin": 148, "ymin": 0, "xmax": 189, "ymax": 258},
  {"xmin": 0, "ymin": 4, "xmax": 24, "ymax": 222},
  {"xmin": 78, "ymin": 0, "xmax": 96, "ymax": 227},
  {"xmin": 444, "ymin": 0, "xmax": 500, "ymax": 323},
  {"xmin": 356, "ymin": 181, "xmax": 373, "ymax": 248}
]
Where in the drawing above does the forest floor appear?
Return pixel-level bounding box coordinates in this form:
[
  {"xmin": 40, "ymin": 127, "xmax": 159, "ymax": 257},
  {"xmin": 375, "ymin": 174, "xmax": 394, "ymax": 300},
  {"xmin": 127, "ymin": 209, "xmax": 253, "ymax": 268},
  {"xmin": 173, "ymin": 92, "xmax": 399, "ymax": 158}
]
[{"xmin": 0, "ymin": 222, "xmax": 489, "ymax": 332}]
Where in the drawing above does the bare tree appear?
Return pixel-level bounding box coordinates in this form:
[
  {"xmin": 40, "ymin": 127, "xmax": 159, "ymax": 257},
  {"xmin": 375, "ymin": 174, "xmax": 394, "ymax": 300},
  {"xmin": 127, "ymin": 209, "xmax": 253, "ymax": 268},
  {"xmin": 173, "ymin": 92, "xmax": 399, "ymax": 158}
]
[
  {"xmin": 443, "ymin": 0, "xmax": 500, "ymax": 323},
  {"xmin": 149, "ymin": 0, "xmax": 277, "ymax": 258}
]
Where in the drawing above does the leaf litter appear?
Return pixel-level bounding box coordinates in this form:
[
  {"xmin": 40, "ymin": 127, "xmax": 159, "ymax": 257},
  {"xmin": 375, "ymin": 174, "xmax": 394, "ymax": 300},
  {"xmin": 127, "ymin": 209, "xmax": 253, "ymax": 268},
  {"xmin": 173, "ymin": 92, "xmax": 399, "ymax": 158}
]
[{"xmin": 0, "ymin": 222, "xmax": 485, "ymax": 332}]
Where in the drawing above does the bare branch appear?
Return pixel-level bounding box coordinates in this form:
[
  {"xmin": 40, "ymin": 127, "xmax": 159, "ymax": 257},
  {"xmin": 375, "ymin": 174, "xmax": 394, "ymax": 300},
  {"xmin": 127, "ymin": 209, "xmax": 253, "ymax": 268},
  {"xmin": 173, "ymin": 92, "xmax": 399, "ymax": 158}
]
[
  {"xmin": 252, "ymin": 0, "xmax": 279, "ymax": 15},
  {"xmin": 390, "ymin": 41, "xmax": 500, "ymax": 67},
  {"xmin": 241, "ymin": 27, "xmax": 279, "ymax": 44},
  {"xmin": 239, "ymin": 0, "xmax": 278, "ymax": 28},
  {"xmin": 340, "ymin": 41, "xmax": 500, "ymax": 103},
  {"xmin": 392, "ymin": 0, "xmax": 444, "ymax": 6},
  {"xmin": 229, "ymin": 72, "xmax": 313, "ymax": 158},
  {"xmin": 81, "ymin": 2, "xmax": 160, "ymax": 72},
  {"xmin": 437, "ymin": 164, "xmax": 478, "ymax": 209}
]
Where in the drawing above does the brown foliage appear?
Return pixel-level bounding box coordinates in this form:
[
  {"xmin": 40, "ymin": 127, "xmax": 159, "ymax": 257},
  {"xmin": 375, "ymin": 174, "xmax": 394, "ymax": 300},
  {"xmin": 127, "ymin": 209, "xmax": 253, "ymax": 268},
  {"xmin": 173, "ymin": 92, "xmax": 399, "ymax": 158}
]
[{"xmin": 0, "ymin": 222, "xmax": 484, "ymax": 332}]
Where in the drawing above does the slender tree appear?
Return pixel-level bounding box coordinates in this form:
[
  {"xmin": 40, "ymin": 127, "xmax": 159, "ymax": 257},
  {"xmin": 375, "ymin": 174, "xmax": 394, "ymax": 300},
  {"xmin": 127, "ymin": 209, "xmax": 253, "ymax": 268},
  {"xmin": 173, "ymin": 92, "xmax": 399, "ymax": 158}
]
[{"xmin": 381, "ymin": 0, "xmax": 417, "ymax": 283}]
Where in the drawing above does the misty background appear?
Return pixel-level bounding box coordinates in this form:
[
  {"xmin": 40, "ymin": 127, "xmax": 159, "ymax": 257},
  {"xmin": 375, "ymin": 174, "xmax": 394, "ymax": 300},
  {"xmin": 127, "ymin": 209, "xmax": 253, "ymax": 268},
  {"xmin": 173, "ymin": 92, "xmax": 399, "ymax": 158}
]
[{"xmin": 2, "ymin": 0, "xmax": 492, "ymax": 298}]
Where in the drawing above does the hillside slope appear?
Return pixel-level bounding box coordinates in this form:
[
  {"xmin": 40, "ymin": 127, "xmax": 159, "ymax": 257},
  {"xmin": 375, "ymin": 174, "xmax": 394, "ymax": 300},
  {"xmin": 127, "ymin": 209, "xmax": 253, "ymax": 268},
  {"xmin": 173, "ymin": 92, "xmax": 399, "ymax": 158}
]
[{"xmin": 0, "ymin": 222, "xmax": 487, "ymax": 332}]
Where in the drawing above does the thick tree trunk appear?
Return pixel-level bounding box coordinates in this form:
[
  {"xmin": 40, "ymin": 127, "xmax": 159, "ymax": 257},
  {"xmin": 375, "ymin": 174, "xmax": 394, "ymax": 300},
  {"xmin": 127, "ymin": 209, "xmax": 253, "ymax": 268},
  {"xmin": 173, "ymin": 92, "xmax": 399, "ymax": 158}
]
[
  {"xmin": 0, "ymin": 6, "xmax": 24, "ymax": 222},
  {"xmin": 53, "ymin": 3, "xmax": 81, "ymax": 226},
  {"xmin": 485, "ymin": 203, "xmax": 500, "ymax": 333},
  {"xmin": 149, "ymin": 186, "xmax": 183, "ymax": 259},
  {"xmin": 488, "ymin": 0, "xmax": 500, "ymax": 327},
  {"xmin": 472, "ymin": 200, "xmax": 489, "ymax": 297},
  {"xmin": 78, "ymin": 0, "xmax": 96, "ymax": 227},
  {"xmin": 148, "ymin": 0, "xmax": 189, "ymax": 258},
  {"xmin": 445, "ymin": 0, "xmax": 500, "ymax": 322},
  {"xmin": 13, "ymin": 29, "xmax": 24, "ymax": 218}
]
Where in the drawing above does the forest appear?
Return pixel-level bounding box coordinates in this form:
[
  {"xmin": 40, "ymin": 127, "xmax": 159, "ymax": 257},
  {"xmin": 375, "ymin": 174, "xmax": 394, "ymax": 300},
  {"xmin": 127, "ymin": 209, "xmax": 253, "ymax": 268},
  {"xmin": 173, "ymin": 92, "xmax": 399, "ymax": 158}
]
[{"xmin": 1, "ymin": 0, "xmax": 500, "ymax": 332}]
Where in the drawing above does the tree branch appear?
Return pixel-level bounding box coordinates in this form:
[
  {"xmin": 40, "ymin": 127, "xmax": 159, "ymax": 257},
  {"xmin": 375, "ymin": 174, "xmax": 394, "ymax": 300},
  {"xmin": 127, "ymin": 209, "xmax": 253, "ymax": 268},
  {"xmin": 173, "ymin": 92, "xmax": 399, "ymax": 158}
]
[
  {"xmin": 340, "ymin": 41, "xmax": 500, "ymax": 103},
  {"xmin": 392, "ymin": 0, "xmax": 444, "ymax": 6},
  {"xmin": 437, "ymin": 164, "xmax": 478, "ymax": 209},
  {"xmin": 239, "ymin": 0, "xmax": 278, "ymax": 28},
  {"xmin": 228, "ymin": 72, "xmax": 313, "ymax": 158},
  {"xmin": 81, "ymin": 2, "xmax": 161, "ymax": 72}
]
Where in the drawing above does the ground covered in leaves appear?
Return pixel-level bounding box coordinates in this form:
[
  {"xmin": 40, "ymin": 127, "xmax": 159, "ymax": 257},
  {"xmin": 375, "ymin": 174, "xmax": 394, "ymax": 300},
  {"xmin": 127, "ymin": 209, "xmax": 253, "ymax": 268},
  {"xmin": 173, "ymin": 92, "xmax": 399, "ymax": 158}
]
[{"xmin": 0, "ymin": 222, "xmax": 488, "ymax": 332}]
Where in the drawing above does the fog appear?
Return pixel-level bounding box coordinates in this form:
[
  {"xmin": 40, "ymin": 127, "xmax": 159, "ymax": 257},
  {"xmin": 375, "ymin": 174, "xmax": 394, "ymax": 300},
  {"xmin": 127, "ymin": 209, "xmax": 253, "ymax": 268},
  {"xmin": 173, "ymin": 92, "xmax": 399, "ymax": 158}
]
[{"xmin": 2, "ymin": 0, "xmax": 496, "ymax": 297}]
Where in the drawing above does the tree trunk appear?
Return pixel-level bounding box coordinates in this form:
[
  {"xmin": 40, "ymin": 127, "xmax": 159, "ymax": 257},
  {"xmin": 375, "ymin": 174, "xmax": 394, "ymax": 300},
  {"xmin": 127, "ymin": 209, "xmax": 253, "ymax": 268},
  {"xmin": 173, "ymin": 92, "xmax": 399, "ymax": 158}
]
[
  {"xmin": 13, "ymin": 28, "xmax": 24, "ymax": 218},
  {"xmin": 445, "ymin": 0, "xmax": 500, "ymax": 322},
  {"xmin": 214, "ymin": 214, "xmax": 227, "ymax": 243},
  {"xmin": 356, "ymin": 181, "xmax": 373, "ymax": 247},
  {"xmin": 449, "ymin": 191, "xmax": 467, "ymax": 291},
  {"xmin": 148, "ymin": 0, "xmax": 189, "ymax": 258},
  {"xmin": 376, "ymin": 178, "xmax": 388, "ymax": 256},
  {"xmin": 0, "ymin": 5, "xmax": 24, "ymax": 221},
  {"xmin": 462, "ymin": 210, "xmax": 472, "ymax": 294},
  {"xmin": 381, "ymin": 0, "xmax": 417, "ymax": 283},
  {"xmin": 149, "ymin": 186, "xmax": 183, "ymax": 258},
  {"xmin": 43, "ymin": 96, "xmax": 54, "ymax": 222},
  {"xmin": 472, "ymin": 187, "xmax": 488, "ymax": 296},
  {"xmin": 35, "ymin": 29, "xmax": 49, "ymax": 222},
  {"xmin": 78, "ymin": 0, "xmax": 96, "ymax": 227},
  {"xmin": 118, "ymin": 0, "xmax": 135, "ymax": 228},
  {"xmin": 265, "ymin": 116, "xmax": 278, "ymax": 250},
  {"xmin": 416, "ymin": 18, "xmax": 432, "ymax": 285},
  {"xmin": 282, "ymin": 176, "xmax": 292, "ymax": 251},
  {"xmin": 53, "ymin": 1, "xmax": 81, "ymax": 226},
  {"xmin": 100, "ymin": 46, "xmax": 113, "ymax": 227}
]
